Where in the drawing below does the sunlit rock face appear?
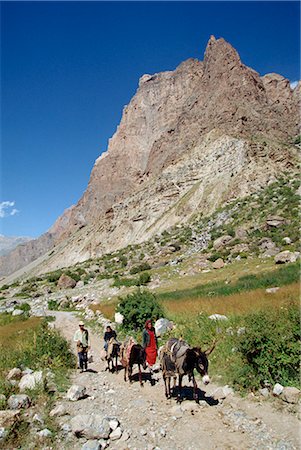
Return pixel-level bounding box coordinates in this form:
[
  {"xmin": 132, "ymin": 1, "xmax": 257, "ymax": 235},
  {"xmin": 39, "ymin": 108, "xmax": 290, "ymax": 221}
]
[{"xmin": 1, "ymin": 36, "xmax": 299, "ymax": 277}]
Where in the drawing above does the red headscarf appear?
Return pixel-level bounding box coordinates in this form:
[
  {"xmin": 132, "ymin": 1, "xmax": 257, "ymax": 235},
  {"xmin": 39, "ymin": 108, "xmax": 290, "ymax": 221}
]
[{"xmin": 145, "ymin": 319, "xmax": 152, "ymax": 329}]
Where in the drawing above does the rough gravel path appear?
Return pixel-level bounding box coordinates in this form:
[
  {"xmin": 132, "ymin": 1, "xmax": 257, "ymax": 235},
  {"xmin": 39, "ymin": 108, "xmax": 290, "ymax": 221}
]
[{"xmin": 51, "ymin": 311, "xmax": 300, "ymax": 450}]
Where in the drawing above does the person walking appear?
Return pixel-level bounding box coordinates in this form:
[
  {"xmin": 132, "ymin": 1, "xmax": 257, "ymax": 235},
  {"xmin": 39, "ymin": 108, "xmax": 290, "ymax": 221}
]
[
  {"xmin": 74, "ymin": 321, "xmax": 90, "ymax": 372},
  {"xmin": 142, "ymin": 319, "xmax": 158, "ymax": 371}
]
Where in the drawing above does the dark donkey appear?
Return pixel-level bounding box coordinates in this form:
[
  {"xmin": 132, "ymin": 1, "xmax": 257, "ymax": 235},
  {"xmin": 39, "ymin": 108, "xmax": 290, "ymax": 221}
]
[
  {"xmin": 121, "ymin": 339, "xmax": 147, "ymax": 386},
  {"xmin": 106, "ymin": 337, "xmax": 120, "ymax": 373},
  {"xmin": 160, "ymin": 338, "xmax": 215, "ymax": 402}
]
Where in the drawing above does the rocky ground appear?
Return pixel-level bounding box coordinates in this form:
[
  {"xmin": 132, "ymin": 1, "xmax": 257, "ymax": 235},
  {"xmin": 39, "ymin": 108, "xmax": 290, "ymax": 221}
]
[{"xmin": 49, "ymin": 311, "xmax": 300, "ymax": 450}]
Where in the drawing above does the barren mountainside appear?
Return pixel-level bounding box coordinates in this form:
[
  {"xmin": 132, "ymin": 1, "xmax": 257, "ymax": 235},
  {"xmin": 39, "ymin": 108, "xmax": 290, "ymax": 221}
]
[{"xmin": 1, "ymin": 36, "xmax": 300, "ymax": 278}]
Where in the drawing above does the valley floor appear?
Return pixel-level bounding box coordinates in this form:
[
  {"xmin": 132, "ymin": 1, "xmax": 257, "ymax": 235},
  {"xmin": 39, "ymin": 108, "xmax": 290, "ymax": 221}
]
[{"xmin": 51, "ymin": 311, "xmax": 300, "ymax": 450}]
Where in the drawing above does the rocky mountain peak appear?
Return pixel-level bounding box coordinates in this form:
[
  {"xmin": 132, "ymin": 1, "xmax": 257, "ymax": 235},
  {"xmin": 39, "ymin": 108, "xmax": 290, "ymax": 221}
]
[
  {"xmin": 203, "ymin": 35, "xmax": 242, "ymax": 76},
  {"xmin": 0, "ymin": 36, "xmax": 299, "ymax": 278}
]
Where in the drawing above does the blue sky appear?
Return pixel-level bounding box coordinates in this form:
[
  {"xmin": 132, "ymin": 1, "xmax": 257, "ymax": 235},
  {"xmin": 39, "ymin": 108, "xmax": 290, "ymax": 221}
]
[{"xmin": 1, "ymin": 1, "xmax": 300, "ymax": 238}]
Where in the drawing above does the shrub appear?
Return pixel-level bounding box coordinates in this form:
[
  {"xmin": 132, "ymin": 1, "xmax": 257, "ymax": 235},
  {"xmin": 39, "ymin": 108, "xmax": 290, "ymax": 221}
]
[
  {"xmin": 64, "ymin": 270, "xmax": 81, "ymax": 282},
  {"xmin": 233, "ymin": 304, "xmax": 300, "ymax": 390},
  {"xmin": 130, "ymin": 262, "xmax": 151, "ymax": 274},
  {"xmin": 0, "ymin": 284, "xmax": 9, "ymax": 291},
  {"xmin": 117, "ymin": 290, "xmax": 164, "ymax": 331},
  {"xmin": 207, "ymin": 252, "xmax": 224, "ymax": 262},
  {"xmin": 137, "ymin": 272, "xmax": 151, "ymax": 286},
  {"xmin": 46, "ymin": 269, "xmax": 63, "ymax": 283},
  {"xmin": 120, "ymin": 256, "xmax": 128, "ymax": 267},
  {"xmin": 48, "ymin": 300, "xmax": 59, "ymax": 310},
  {"xmin": 19, "ymin": 303, "xmax": 31, "ymax": 313}
]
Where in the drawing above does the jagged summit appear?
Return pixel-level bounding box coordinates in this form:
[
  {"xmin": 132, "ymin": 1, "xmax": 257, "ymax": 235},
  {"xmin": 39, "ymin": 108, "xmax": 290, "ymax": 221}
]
[{"xmin": 1, "ymin": 37, "xmax": 299, "ymax": 278}]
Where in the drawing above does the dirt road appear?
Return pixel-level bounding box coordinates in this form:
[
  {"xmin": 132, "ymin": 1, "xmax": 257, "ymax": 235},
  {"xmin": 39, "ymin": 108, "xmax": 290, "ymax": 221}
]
[{"xmin": 51, "ymin": 311, "xmax": 300, "ymax": 450}]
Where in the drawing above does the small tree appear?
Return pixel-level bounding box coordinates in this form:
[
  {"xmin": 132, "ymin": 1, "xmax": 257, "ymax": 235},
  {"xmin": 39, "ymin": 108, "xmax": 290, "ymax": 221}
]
[{"xmin": 117, "ymin": 289, "xmax": 164, "ymax": 331}]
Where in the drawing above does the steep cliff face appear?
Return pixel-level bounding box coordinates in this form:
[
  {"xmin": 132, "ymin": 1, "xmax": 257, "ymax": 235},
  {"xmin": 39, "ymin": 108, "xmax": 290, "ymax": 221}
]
[{"xmin": 1, "ymin": 36, "xmax": 299, "ymax": 277}]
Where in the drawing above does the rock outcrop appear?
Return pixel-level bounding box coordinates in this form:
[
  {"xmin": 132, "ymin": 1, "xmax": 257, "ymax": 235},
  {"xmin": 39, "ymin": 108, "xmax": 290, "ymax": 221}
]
[{"xmin": 0, "ymin": 36, "xmax": 299, "ymax": 278}]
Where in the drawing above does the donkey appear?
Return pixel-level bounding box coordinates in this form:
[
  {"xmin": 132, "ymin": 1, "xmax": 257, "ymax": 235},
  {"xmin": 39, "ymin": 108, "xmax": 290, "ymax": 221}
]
[
  {"xmin": 106, "ymin": 337, "xmax": 120, "ymax": 373},
  {"xmin": 160, "ymin": 338, "xmax": 215, "ymax": 402},
  {"xmin": 121, "ymin": 339, "xmax": 147, "ymax": 386}
]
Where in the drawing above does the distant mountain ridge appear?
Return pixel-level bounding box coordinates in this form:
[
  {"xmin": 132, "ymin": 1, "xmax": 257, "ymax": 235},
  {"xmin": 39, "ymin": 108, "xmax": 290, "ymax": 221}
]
[
  {"xmin": 1, "ymin": 36, "xmax": 300, "ymax": 278},
  {"xmin": 0, "ymin": 235, "xmax": 32, "ymax": 257}
]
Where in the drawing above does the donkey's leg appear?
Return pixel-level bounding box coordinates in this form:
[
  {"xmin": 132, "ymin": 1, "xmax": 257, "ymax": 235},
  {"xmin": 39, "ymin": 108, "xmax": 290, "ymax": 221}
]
[
  {"xmin": 192, "ymin": 374, "xmax": 199, "ymax": 403},
  {"xmin": 124, "ymin": 364, "xmax": 127, "ymax": 382},
  {"xmin": 138, "ymin": 364, "xmax": 143, "ymax": 386},
  {"xmin": 177, "ymin": 374, "xmax": 183, "ymax": 403},
  {"xmin": 163, "ymin": 375, "xmax": 169, "ymax": 398},
  {"xmin": 167, "ymin": 376, "xmax": 172, "ymax": 399}
]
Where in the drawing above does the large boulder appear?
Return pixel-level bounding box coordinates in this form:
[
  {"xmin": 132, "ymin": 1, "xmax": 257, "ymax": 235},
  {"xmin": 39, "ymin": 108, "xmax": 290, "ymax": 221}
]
[
  {"xmin": 259, "ymin": 237, "xmax": 277, "ymax": 250},
  {"xmin": 231, "ymin": 243, "xmax": 249, "ymax": 255},
  {"xmin": 274, "ymin": 251, "xmax": 299, "ymax": 264},
  {"xmin": 114, "ymin": 312, "xmax": 124, "ymax": 325},
  {"xmin": 7, "ymin": 394, "xmax": 31, "ymax": 409},
  {"xmin": 154, "ymin": 318, "xmax": 174, "ymax": 337},
  {"xmin": 110, "ymin": 427, "xmax": 122, "ymax": 441},
  {"xmin": 213, "ymin": 235, "xmax": 233, "ymax": 250},
  {"xmin": 235, "ymin": 227, "xmax": 248, "ymax": 241},
  {"xmin": 281, "ymin": 387, "xmax": 301, "ymax": 404},
  {"xmin": 37, "ymin": 428, "xmax": 52, "ymax": 439},
  {"xmin": 49, "ymin": 404, "xmax": 67, "ymax": 417},
  {"xmin": 266, "ymin": 215, "xmax": 287, "ymax": 228},
  {"xmin": 273, "ymin": 383, "xmax": 284, "ymax": 396},
  {"xmin": 82, "ymin": 440, "xmax": 101, "ymax": 450},
  {"xmin": 12, "ymin": 309, "xmax": 24, "ymax": 316},
  {"xmin": 66, "ymin": 384, "xmax": 86, "ymax": 401},
  {"xmin": 57, "ymin": 274, "xmax": 77, "ymax": 289},
  {"xmin": 19, "ymin": 370, "xmax": 43, "ymax": 392},
  {"xmin": 0, "ymin": 410, "xmax": 21, "ymax": 428},
  {"xmin": 212, "ymin": 258, "xmax": 224, "ymax": 269},
  {"xmin": 211, "ymin": 385, "xmax": 234, "ymax": 400},
  {"xmin": 70, "ymin": 414, "xmax": 111, "ymax": 439},
  {"xmin": 6, "ymin": 368, "xmax": 22, "ymax": 381},
  {"xmin": 209, "ymin": 314, "xmax": 228, "ymax": 321}
]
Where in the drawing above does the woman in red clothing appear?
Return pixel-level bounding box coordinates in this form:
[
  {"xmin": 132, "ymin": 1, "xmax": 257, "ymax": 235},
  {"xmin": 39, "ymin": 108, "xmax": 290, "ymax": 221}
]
[{"xmin": 142, "ymin": 319, "xmax": 157, "ymax": 368}]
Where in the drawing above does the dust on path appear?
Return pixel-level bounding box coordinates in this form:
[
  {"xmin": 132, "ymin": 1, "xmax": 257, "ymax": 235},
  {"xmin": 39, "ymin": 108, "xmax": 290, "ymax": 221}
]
[{"xmin": 51, "ymin": 311, "xmax": 300, "ymax": 450}]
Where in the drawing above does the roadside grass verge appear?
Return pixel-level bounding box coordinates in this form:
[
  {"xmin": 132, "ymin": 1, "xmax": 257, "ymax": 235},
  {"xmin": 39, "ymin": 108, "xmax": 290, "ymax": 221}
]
[{"xmin": 0, "ymin": 314, "xmax": 75, "ymax": 447}]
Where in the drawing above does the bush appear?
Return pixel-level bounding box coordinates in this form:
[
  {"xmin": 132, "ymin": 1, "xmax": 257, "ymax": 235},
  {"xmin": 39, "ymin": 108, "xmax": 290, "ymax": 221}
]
[
  {"xmin": 64, "ymin": 270, "xmax": 81, "ymax": 282},
  {"xmin": 233, "ymin": 304, "xmax": 300, "ymax": 390},
  {"xmin": 19, "ymin": 303, "xmax": 31, "ymax": 312},
  {"xmin": 130, "ymin": 262, "xmax": 151, "ymax": 274},
  {"xmin": 46, "ymin": 269, "xmax": 63, "ymax": 283},
  {"xmin": 117, "ymin": 290, "xmax": 164, "ymax": 331},
  {"xmin": 0, "ymin": 284, "xmax": 9, "ymax": 291},
  {"xmin": 48, "ymin": 300, "xmax": 59, "ymax": 310},
  {"xmin": 137, "ymin": 272, "xmax": 151, "ymax": 286}
]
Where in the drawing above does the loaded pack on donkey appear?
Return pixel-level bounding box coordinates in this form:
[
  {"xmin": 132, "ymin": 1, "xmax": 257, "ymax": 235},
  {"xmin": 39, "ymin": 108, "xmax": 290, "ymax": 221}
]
[{"xmin": 160, "ymin": 337, "xmax": 215, "ymax": 402}]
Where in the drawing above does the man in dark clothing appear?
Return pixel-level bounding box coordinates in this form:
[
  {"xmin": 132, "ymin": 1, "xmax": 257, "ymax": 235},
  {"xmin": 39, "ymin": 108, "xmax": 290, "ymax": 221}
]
[{"xmin": 103, "ymin": 325, "xmax": 117, "ymax": 352}]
